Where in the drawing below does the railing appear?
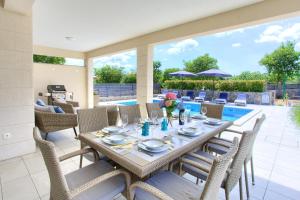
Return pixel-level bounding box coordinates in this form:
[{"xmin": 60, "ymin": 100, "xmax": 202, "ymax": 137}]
[{"xmin": 94, "ymin": 83, "xmax": 161, "ymax": 97}]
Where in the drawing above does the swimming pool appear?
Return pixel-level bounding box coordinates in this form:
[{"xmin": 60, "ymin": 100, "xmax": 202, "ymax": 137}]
[{"xmin": 116, "ymin": 99, "xmax": 253, "ymax": 122}]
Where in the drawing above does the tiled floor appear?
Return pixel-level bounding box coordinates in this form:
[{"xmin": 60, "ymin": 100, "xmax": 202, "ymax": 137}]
[{"xmin": 0, "ymin": 105, "xmax": 299, "ymax": 200}]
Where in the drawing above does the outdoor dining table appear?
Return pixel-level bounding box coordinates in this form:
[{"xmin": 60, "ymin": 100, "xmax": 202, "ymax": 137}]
[{"xmin": 79, "ymin": 119, "xmax": 233, "ymax": 179}]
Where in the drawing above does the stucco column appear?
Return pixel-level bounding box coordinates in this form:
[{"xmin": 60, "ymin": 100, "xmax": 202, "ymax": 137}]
[
  {"xmin": 86, "ymin": 58, "xmax": 94, "ymax": 108},
  {"xmin": 137, "ymin": 45, "xmax": 153, "ymax": 118}
]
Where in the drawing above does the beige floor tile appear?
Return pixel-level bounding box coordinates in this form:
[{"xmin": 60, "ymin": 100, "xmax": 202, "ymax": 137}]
[
  {"xmin": 0, "ymin": 158, "xmax": 29, "ymax": 183},
  {"xmin": 31, "ymin": 171, "xmax": 50, "ymax": 197},
  {"xmin": 23, "ymin": 155, "xmax": 47, "ymax": 174},
  {"xmin": 264, "ymin": 190, "xmax": 294, "ymax": 200},
  {"xmin": 2, "ymin": 176, "xmax": 39, "ymax": 200},
  {"xmin": 40, "ymin": 194, "xmax": 50, "ymax": 200}
]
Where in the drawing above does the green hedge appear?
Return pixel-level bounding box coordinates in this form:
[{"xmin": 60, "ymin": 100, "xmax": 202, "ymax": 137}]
[{"xmin": 163, "ymin": 80, "xmax": 266, "ymax": 92}]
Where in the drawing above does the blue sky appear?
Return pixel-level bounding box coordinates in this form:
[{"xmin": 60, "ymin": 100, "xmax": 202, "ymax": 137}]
[{"xmin": 93, "ymin": 16, "xmax": 300, "ymax": 75}]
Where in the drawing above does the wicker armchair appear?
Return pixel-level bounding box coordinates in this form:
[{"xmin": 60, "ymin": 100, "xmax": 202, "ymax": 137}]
[
  {"xmin": 119, "ymin": 104, "xmax": 141, "ymax": 124},
  {"xmin": 129, "ymin": 138, "xmax": 239, "ymax": 200},
  {"xmin": 201, "ymin": 103, "xmax": 224, "ymax": 119},
  {"xmin": 146, "ymin": 103, "xmax": 164, "ymax": 119},
  {"xmin": 35, "ymin": 110, "xmax": 78, "ymax": 140},
  {"xmin": 33, "ymin": 127, "xmax": 131, "ymax": 200},
  {"xmin": 53, "ymin": 100, "xmax": 79, "ymax": 114},
  {"xmin": 181, "ymin": 128, "xmax": 256, "ymax": 200}
]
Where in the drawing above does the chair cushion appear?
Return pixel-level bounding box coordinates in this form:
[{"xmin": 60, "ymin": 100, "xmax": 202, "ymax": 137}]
[
  {"xmin": 36, "ymin": 99, "xmax": 46, "ymax": 106},
  {"xmin": 53, "ymin": 106, "xmax": 65, "ymax": 114},
  {"xmin": 66, "ymin": 160, "xmax": 125, "ymax": 200},
  {"xmin": 182, "ymin": 150, "xmax": 214, "ymax": 181},
  {"xmin": 135, "ymin": 171, "xmax": 203, "ymax": 200},
  {"xmin": 34, "ymin": 104, "xmax": 53, "ymax": 113},
  {"xmin": 206, "ymin": 137, "xmax": 232, "ymax": 155}
]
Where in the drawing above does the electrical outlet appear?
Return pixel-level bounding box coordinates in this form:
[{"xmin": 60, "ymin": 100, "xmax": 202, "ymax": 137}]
[{"xmin": 2, "ymin": 132, "xmax": 11, "ymax": 140}]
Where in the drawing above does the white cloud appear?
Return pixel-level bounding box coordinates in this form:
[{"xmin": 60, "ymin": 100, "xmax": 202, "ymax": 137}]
[
  {"xmin": 167, "ymin": 39, "xmax": 199, "ymax": 55},
  {"xmin": 232, "ymin": 43, "xmax": 241, "ymax": 47},
  {"xmin": 214, "ymin": 28, "xmax": 245, "ymax": 37},
  {"xmin": 93, "ymin": 50, "xmax": 136, "ymax": 68},
  {"xmin": 255, "ymin": 23, "xmax": 300, "ymax": 43}
]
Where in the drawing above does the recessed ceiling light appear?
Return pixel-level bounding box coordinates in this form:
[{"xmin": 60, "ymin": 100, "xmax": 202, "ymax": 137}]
[{"xmin": 65, "ymin": 36, "xmax": 75, "ymax": 41}]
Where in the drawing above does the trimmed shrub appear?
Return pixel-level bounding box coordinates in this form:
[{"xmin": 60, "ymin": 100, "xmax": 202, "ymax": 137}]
[{"xmin": 163, "ymin": 80, "xmax": 266, "ymax": 92}]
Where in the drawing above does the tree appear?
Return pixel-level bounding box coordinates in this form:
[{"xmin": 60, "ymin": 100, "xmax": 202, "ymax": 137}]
[
  {"xmin": 260, "ymin": 41, "xmax": 300, "ymax": 96},
  {"xmin": 153, "ymin": 60, "xmax": 162, "ymax": 84},
  {"xmin": 94, "ymin": 65, "xmax": 124, "ymax": 83},
  {"xmin": 33, "ymin": 54, "xmax": 65, "ymax": 65},
  {"xmin": 231, "ymin": 71, "xmax": 268, "ymax": 80},
  {"xmin": 184, "ymin": 53, "xmax": 219, "ymax": 73},
  {"xmin": 121, "ymin": 72, "xmax": 136, "ymax": 83},
  {"xmin": 161, "ymin": 68, "xmax": 181, "ymax": 82}
]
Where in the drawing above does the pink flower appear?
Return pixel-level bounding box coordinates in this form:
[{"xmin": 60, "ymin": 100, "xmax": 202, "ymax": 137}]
[
  {"xmin": 166, "ymin": 92, "xmax": 177, "ymax": 100},
  {"xmin": 165, "ymin": 100, "xmax": 173, "ymax": 107}
]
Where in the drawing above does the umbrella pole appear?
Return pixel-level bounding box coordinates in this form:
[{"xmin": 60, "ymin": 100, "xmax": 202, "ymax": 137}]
[{"xmin": 212, "ymin": 78, "xmax": 215, "ymax": 101}]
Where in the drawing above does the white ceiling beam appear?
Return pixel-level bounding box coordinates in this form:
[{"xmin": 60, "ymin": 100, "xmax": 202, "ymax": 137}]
[{"xmin": 4, "ymin": 0, "xmax": 35, "ymax": 15}]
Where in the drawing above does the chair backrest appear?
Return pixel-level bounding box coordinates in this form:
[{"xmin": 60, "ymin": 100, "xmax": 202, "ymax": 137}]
[
  {"xmin": 237, "ymin": 93, "xmax": 247, "ymax": 100},
  {"xmin": 246, "ymin": 114, "xmax": 266, "ymax": 161},
  {"xmin": 199, "ymin": 91, "xmax": 206, "ymax": 98},
  {"xmin": 97, "ymin": 105, "xmax": 119, "ymax": 126},
  {"xmin": 77, "ymin": 107, "xmax": 109, "ymax": 133},
  {"xmin": 33, "ymin": 127, "xmax": 71, "ymax": 200},
  {"xmin": 146, "ymin": 103, "xmax": 164, "ymax": 119},
  {"xmin": 219, "ymin": 92, "xmax": 228, "ymax": 100},
  {"xmin": 201, "ymin": 103, "xmax": 224, "ymax": 119},
  {"xmin": 225, "ymin": 130, "xmax": 255, "ymax": 192},
  {"xmin": 186, "ymin": 91, "xmax": 194, "ymax": 98},
  {"xmin": 200, "ymin": 138, "xmax": 239, "ymax": 200},
  {"xmin": 119, "ymin": 104, "xmax": 141, "ymax": 124}
]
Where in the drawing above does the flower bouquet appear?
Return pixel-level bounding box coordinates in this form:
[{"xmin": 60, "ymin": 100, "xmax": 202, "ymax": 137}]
[{"xmin": 160, "ymin": 92, "xmax": 178, "ymax": 126}]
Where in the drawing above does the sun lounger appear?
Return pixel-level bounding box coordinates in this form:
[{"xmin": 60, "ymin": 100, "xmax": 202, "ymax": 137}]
[
  {"xmin": 215, "ymin": 92, "xmax": 228, "ymax": 104},
  {"xmin": 194, "ymin": 91, "xmax": 206, "ymax": 102},
  {"xmin": 234, "ymin": 93, "xmax": 247, "ymax": 106}
]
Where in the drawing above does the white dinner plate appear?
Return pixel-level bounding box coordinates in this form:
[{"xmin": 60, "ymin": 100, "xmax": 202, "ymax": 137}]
[
  {"xmin": 192, "ymin": 114, "xmax": 207, "ymax": 120},
  {"xmin": 102, "ymin": 126, "xmax": 121, "ymax": 133},
  {"xmin": 142, "ymin": 139, "xmax": 165, "ymax": 150},
  {"xmin": 105, "ymin": 134, "xmax": 126, "ymax": 144},
  {"xmin": 177, "ymin": 128, "xmax": 201, "ymax": 137},
  {"xmin": 204, "ymin": 118, "xmax": 222, "ymax": 125},
  {"xmin": 102, "ymin": 136, "xmax": 128, "ymax": 146},
  {"xmin": 137, "ymin": 143, "xmax": 168, "ymax": 153}
]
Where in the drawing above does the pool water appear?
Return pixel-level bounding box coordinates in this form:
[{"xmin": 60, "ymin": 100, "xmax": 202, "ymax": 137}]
[{"xmin": 117, "ymin": 100, "xmax": 253, "ymax": 121}]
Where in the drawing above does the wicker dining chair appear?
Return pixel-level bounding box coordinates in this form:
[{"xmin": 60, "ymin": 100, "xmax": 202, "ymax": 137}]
[
  {"xmin": 146, "ymin": 102, "xmax": 164, "ymax": 119},
  {"xmin": 201, "ymin": 103, "xmax": 224, "ymax": 119},
  {"xmin": 97, "ymin": 105, "xmax": 119, "ymax": 126},
  {"xmin": 205, "ymin": 114, "xmax": 266, "ymax": 198},
  {"xmin": 129, "ymin": 138, "xmax": 239, "ymax": 200},
  {"xmin": 119, "ymin": 104, "xmax": 141, "ymax": 124},
  {"xmin": 33, "ymin": 127, "xmax": 131, "ymax": 200},
  {"xmin": 181, "ymin": 129, "xmax": 256, "ymax": 200},
  {"xmin": 77, "ymin": 107, "xmax": 109, "ymax": 168}
]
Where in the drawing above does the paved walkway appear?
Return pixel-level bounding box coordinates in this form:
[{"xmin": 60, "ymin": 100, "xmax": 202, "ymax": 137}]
[{"xmin": 0, "ymin": 105, "xmax": 299, "ymax": 200}]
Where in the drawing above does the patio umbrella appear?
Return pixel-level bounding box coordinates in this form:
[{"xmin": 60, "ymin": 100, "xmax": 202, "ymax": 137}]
[
  {"xmin": 196, "ymin": 69, "xmax": 232, "ymax": 96},
  {"xmin": 169, "ymin": 70, "xmax": 197, "ymax": 79}
]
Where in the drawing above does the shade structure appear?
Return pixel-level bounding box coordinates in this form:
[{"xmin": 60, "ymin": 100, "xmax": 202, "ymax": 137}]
[
  {"xmin": 196, "ymin": 69, "xmax": 232, "ymax": 77},
  {"xmin": 169, "ymin": 70, "xmax": 197, "ymax": 77},
  {"xmin": 196, "ymin": 69, "xmax": 232, "ymax": 99}
]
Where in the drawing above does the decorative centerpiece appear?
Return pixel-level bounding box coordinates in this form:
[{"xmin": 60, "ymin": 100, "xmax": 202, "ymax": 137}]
[{"xmin": 161, "ymin": 92, "xmax": 178, "ymax": 126}]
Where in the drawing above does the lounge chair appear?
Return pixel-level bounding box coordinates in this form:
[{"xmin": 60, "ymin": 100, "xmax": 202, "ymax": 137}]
[
  {"xmin": 215, "ymin": 92, "xmax": 228, "ymax": 104},
  {"xmin": 181, "ymin": 91, "xmax": 194, "ymax": 101},
  {"xmin": 194, "ymin": 91, "xmax": 206, "ymax": 102},
  {"xmin": 234, "ymin": 93, "xmax": 247, "ymax": 106}
]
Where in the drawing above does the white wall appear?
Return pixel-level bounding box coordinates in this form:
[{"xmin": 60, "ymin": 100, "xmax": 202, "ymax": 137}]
[
  {"xmin": 33, "ymin": 63, "xmax": 87, "ymax": 108},
  {"xmin": 0, "ymin": 7, "xmax": 34, "ymax": 160}
]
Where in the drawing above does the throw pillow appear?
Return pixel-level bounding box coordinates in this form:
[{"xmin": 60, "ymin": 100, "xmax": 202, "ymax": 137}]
[
  {"xmin": 54, "ymin": 106, "xmax": 65, "ymax": 114},
  {"xmin": 36, "ymin": 99, "xmax": 46, "ymax": 106}
]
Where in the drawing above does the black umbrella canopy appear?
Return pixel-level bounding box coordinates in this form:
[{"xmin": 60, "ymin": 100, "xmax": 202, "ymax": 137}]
[
  {"xmin": 196, "ymin": 69, "xmax": 232, "ymax": 77},
  {"xmin": 169, "ymin": 70, "xmax": 197, "ymax": 77}
]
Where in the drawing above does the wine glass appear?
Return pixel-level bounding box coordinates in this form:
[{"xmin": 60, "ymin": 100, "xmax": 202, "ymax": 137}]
[
  {"xmin": 151, "ymin": 111, "xmax": 158, "ymax": 125},
  {"xmin": 134, "ymin": 117, "xmax": 142, "ymax": 137},
  {"xmin": 201, "ymin": 106, "xmax": 207, "ymax": 117},
  {"xmin": 121, "ymin": 114, "xmax": 128, "ymax": 129}
]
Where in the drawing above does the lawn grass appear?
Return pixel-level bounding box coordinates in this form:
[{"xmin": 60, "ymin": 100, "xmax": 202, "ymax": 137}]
[{"xmin": 293, "ymin": 106, "xmax": 300, "ymax": 127}]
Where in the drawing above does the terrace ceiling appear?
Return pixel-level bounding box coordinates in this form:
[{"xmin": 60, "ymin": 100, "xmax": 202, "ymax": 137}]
[{"xmin": 32, "ymin": 0, "xmax": 262, "ymax": 52}]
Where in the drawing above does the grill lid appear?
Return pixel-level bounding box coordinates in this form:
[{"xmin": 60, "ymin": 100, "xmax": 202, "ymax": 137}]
[{"xmin": 47, "ymin": 85, "xmax": 66, "ymax": 92}]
